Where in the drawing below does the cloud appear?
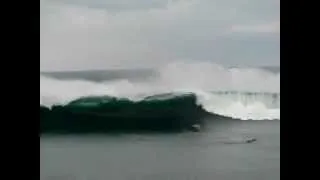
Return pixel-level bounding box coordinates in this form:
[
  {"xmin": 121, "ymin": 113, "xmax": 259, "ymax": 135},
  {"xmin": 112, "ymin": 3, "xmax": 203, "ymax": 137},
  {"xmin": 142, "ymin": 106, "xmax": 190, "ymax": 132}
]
[{"xmin": 40, "ymin": 0, "xmax": 280, "ymax": 71}]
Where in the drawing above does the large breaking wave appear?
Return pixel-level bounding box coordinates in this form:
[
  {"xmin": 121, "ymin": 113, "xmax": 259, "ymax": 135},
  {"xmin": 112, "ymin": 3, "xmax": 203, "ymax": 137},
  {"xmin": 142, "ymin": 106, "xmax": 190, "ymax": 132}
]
[
  {"xmin": 41, "ymin": 62, "xmax": 280, "ymax": 121},
  {"xmin": 40, "ymin": 93, "xmax": 212, "ymax": 133}
]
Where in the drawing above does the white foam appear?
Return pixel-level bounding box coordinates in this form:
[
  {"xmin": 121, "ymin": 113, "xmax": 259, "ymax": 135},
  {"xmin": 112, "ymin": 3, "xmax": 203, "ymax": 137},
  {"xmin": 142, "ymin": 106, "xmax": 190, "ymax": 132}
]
[
  {"xmin": 194, "ymin": 91, "xmax": 279, "ymax": 120},
  {"xmin": 40, "ymin": 62, "xmax": 280, "ymax": 120}
]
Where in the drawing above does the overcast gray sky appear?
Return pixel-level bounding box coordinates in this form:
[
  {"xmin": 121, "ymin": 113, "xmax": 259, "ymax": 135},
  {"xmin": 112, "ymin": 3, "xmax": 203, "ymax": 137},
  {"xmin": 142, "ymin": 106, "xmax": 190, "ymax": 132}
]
[{"xmin": 40, "ymin": 0, "xmax": 280, "ymax": 71}]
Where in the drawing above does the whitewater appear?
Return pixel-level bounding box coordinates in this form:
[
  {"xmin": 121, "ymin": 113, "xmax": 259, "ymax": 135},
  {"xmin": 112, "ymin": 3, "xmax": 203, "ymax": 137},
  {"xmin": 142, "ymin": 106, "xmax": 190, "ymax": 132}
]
[{"xmin": 40, "ymin": 62, "xmax": 280, "ymax": 120}]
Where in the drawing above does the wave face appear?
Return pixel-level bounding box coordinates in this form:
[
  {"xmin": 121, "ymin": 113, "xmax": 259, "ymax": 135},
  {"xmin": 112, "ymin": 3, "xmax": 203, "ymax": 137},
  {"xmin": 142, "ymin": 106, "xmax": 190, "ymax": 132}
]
[
  {"xmin": 40, "ymin": 93, "xmax": 210, "ymax": 133},
  {"xmin": 40, "ymin": 62, "xmax": 280, "ymax": 122}
]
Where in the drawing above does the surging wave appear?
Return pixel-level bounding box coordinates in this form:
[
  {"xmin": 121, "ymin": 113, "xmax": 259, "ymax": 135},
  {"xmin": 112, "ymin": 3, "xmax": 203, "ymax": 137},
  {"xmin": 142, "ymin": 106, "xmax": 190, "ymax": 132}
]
[
  {"xmin": 40, "ymin": 93, "xmax": 209, "ymax": 133},
  {"xmin": 40, "ymin": 62, "xmax": 280, "ymax": 121}
]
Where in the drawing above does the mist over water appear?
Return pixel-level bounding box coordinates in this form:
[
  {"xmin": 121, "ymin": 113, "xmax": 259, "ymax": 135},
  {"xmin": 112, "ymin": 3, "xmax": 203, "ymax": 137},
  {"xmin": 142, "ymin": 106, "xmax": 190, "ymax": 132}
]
[{"xmin": 40, "ymin": 62, "xmax": 280, "ymax": 120}]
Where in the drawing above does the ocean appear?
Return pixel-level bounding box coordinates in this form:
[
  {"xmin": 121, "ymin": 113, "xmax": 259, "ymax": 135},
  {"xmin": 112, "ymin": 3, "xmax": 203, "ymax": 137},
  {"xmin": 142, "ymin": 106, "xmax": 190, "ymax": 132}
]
[{"xmin": 40, "ymin": 63, "xmax": 280, "ymax": 180}]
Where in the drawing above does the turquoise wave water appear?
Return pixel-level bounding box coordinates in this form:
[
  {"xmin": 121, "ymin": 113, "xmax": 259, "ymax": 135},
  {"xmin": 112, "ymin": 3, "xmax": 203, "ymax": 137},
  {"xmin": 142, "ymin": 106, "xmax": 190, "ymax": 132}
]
[{"xmin": 40, "ymin": 93, "xmax": 212, "ymax": 134}]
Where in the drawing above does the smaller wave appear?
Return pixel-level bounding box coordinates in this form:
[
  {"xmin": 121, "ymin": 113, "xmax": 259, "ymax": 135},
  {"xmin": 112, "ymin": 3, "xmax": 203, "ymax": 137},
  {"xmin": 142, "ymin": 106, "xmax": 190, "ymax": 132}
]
[
  {"xmin": 194, "ymin": 91, "xmax": 280, "ymax": 120},
  {"xmin": 40, "ymin": 93, "xmax": 211, "ymax": 134}
]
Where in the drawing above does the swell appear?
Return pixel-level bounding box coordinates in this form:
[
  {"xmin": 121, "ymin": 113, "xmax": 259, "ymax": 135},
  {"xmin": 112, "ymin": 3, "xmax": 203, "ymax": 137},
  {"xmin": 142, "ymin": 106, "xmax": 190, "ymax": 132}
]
[{"xmin": 40, "ymin": 93, "xmax": 213, "ymax": 134}]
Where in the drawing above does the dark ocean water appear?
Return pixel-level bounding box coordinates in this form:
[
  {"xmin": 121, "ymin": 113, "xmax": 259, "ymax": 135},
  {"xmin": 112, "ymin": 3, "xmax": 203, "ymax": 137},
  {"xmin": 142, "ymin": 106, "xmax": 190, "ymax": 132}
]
[
  {"xmin": 40, "ymin": 68, "xmax": 280, "ymax": 180},
  {"xmin": 40, "ymin": 120, "xmax": 280, "ymax": 180}
]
